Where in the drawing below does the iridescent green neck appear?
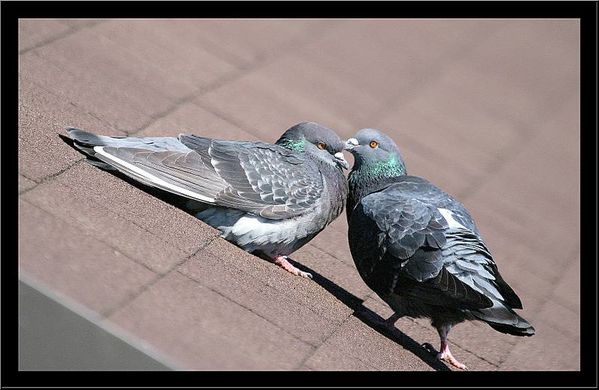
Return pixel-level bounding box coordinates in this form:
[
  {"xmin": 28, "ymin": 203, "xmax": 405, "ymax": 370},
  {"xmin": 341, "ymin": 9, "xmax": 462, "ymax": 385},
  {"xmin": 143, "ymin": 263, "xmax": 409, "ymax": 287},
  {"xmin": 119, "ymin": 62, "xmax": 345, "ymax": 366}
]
[
  {"xmin": 369, "ymin": 155, "xmax": 406, "ymax": 177},
  {"xmin": 347, "ymin": 155, "xmax": 406, "ymax": 219},
  {"xmin": 278, "ymin": 139, "xmax": 305, "ymax": 152},
  {"xmin": 350, "ymin": 155, "xmax": 406, "ymax": 185}
]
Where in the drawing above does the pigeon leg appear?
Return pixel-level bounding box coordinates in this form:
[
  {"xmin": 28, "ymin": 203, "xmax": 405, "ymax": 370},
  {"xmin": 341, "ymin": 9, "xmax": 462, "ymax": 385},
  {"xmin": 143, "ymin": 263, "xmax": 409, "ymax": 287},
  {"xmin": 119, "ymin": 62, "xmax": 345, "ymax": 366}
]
[
  {"xmin": 436, "ymin": 324, "xmax": 467, "ymax": 370},
  {"xmin": 273, "ymin": 256, "xmax": 313, "ymax": 279},
  {"xmin": 374, "ymin": 312, "xmax": 403, "ymax": 330}
]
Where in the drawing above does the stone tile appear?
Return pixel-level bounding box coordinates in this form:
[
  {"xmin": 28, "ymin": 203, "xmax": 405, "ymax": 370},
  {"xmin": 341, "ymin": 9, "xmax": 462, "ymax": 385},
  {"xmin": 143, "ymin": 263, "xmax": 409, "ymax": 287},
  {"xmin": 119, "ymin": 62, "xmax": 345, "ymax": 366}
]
[
  {"xmin": 299, "ymin": 20, "xmax": 501, "ymax": 106},
  {"xmin": 376, "ymin": 76, "xmax": 521, "ymax": 181},
  {"xmin": 178, "ymin": 238, "xmax": 353, "ymax": 346},
  {"xmin": 140, "ymin": 101, "xmax": 257, "ymax": 141},
  {"xmin": 465, "ymin": 146, "xmax": 579, "ymax": 271},
  {"xmin": 535, "ymin": 299, "xmax": 580, "ymax": 344},
  {"xmin": 362, "ymin": 296, "xmax": 500, "ymax": 371},
  {"xmin": 172, "ymin": 19, "xmax": 331, "ymax": 67},
  {"xmin": 500, "ymin": 322, "xmax": 580, "ymax": 371},
  {"xmin": 18, "ymin": 199, "xmax": 157, "ymax": 314},
  {"xmin": 19, "ymin": 19, "xmax": 71, "ymax": 52},
  {"xmin": 93, "ymin": 20, "xmax": 237, "ymax": 98},
  {"xmin": 551, "ymin": 256, "xmax": 580, "ymax": 312},
  {"xmin": 55, "ymin": 19, "xmax": 103, "ymax": 29},
  {"xmin": 108, "ymin": 271, "xmax": 314, "ymax": 370},
  {"xmin": 304, "ymin": 315, "xmax": 433, "ymax": 371},
  {"xmin": 455, "ymin": 20, "xmax": 579, "ymax": 119},
  {"xmin": 55, "ymin": 162, "xmax": 220, "ymax": 256},
  {"xmin": 19, "ymin": 31, "xmax": 175, "ymax": 132},
  {"xmin": 307, "ymin": 213, "xmax": 354, "ymax": 267},
  {"xmin": 21, "ymin": 175, "xmax": 188, "ymax": 274},
  {"xmin": 196, "ymin": 70, "xmax": 350, "ymax": 142},
  {"xmin": 292, "ymin": 243, "xmax": 373, "ymax": 302},
  {"xmin": 19, "ymin": 174, "xmax": 37, "ymax": 193},
  {"xmin": 18, "ymin": 74, "xmax": 122, "ymax": 181},
  {"xmin": 244, "ymin": 53, "xmax": 383, "ymax": 131}
]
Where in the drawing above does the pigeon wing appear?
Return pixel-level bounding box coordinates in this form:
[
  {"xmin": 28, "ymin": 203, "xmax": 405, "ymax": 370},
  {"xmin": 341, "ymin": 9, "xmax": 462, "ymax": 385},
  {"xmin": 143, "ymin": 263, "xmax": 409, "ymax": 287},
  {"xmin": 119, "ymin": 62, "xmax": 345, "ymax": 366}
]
[
  {"xmin": 349, "ymin": 187, "xmax": 493, "ymax": 310},
  {"xmin": 90, "ymin": 135, "xmax": 323, "ymax": 220}
]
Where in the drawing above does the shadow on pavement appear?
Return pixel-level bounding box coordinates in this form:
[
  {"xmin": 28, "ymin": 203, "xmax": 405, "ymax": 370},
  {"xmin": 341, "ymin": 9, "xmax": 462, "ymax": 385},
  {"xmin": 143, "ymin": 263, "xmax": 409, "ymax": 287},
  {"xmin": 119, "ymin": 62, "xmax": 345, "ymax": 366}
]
[{"xmin": 287, "ymin": 258, "xmax": 452, "ymax": 372}]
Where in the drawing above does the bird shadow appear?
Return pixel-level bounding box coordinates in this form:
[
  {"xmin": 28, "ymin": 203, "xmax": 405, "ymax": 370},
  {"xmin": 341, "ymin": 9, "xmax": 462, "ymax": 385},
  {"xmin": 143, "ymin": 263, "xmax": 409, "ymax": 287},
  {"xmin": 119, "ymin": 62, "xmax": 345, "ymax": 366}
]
[
  {"xmin": 61, "ymin": 134, "xmax": 450, "ymax": 371},
  {"xmin": 285, "ymin": 258, "xmax": 452, "ymax": 371}
]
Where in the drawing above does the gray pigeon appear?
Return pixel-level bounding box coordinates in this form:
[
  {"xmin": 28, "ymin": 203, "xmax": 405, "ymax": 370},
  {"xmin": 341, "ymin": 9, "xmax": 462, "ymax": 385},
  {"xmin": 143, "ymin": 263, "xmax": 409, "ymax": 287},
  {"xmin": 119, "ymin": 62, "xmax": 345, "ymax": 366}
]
[
  {"xmin": 344, "ymin": 128, "xmax": 534, "ymax": 369},
  {"xmin": 66, "ymin": 122, "xmax": 349, "ymax": 278}
]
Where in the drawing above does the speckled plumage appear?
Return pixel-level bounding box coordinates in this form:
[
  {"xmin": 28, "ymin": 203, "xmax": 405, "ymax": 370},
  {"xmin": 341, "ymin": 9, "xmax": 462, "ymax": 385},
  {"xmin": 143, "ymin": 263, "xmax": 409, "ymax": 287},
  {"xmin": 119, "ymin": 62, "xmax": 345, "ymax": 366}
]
[
  {"xmin": 66, "ymin": 122, "xmax": 349, "ymax": 278},
  {"xmin": 345, "ymin": 128, "xmax": 534, "ymax": 369}
]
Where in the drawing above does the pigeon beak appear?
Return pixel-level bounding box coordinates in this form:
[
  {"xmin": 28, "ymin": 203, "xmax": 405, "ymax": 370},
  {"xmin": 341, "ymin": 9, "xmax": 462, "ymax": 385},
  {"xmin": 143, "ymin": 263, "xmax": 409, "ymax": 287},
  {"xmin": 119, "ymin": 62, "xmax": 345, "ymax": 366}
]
[
  {"xmin": 344, "ymin": 138, "xmax": 359, "ymax": 151},
  {"xmin": 334, "ymin": 152, "xmax": 350, "ymax": 170}
]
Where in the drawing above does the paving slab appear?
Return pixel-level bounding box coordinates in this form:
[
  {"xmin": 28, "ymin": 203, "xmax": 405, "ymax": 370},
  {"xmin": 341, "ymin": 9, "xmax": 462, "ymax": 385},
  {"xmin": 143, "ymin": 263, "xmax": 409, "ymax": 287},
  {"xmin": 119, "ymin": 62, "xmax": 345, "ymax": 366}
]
[
  {"xmin": 303, "ymin": 315, "xmax": 434, "ymax": 371},
  {"xmin": 19, "ymin": 199, "xmax": 157, "ymax": 315},
  {"xmin": 499, "ymin": 320, "xmax": 580, "ymax": 371},
  {"xmin": 178, "ymin": 238, "xmax": 354, "ymax": 346},
  {"xmin": 169, "ymin": 19, "xmax": 333, "ymax": 67},
  {"xmin": 18, "ymin": 19, "xmax": 72, "ymax": 53},
  {"xmin": 107, "ymin": 271, "xmax": 314, "ymax": 370},
  {"xmin": 196, "ymin": 69, "xmax": 350, "ymax": 141},
  {"xmin": 292, "ymin": 243, "xmax": 374, "ymax": 302},
  {"xmin": 298, "ymin": 20, "xmax": 502, "ymax": 107},
  {"xmin": 91, "ymin": 20, "xmax": 237, "ymax": 99},
  {"xmin": 55, "ymin": 162, "xmax": 221, "ymax": 256},
  {"xmin": 140, "ymin": 101, "xmax": 258, "ymax": 141},
  {"xmin": 21, "ymin": 170, "xmax": 191, "ymax": 275},
  {"xmin": 18, "ymin": 74, "xmax": 122, "ymax": 182},
  {"xmin": 453, "ymin": 20, "xmax": 579, "ymax": 119},
  {"xmin": 360, "ymin": 296, "xmax": 499, "ymax": 371},
  {"xmin": 18, "ymin": 174, "xmax": 37, "ymax": 193},
  {"xmin": 237, "ymin": 53, "xmax": 383, "ymax": 131},
  {"xmin": 19, "ymin": 49, "xmax": 167, "ymax": 134},
  {"xmin": 551, "ymin": 254, "xmax": 580, "ymax": 312}
]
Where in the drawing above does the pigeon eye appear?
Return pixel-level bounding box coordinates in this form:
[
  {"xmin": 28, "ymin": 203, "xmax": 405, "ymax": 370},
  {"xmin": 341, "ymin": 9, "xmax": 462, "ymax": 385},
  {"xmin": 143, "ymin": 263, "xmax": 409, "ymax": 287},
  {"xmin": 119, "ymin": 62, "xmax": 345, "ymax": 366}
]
[
  {"xmin": 317, "ymin": 142, "xmax": 327, "ymax": 150},
  {"xmin": 369, "ymin": 140, "xmax": 379, "ymax": 149}
]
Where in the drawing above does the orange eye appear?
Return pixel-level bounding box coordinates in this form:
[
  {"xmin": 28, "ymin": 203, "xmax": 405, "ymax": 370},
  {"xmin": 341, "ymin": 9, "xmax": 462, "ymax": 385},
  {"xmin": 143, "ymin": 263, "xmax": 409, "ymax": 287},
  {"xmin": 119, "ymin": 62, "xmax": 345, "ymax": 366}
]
[
  {"xmin": 369, "ymin": 140, "xmax": 379, "ymax": 148},
  {"xmin": 317, "ymin": 142, "xmax": 327, "ymax": 150}
]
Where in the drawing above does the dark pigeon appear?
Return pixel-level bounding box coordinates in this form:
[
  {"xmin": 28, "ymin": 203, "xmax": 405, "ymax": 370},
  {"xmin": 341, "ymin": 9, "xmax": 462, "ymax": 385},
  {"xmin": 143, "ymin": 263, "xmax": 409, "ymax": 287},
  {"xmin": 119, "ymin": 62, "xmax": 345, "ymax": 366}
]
[
  {"xmin": 344, "ymin": 128, "xmax": 534, "ymax": 369},
  {"xmin": 66, "ymin": 122, "xmax": 349, "ymax": 278}
]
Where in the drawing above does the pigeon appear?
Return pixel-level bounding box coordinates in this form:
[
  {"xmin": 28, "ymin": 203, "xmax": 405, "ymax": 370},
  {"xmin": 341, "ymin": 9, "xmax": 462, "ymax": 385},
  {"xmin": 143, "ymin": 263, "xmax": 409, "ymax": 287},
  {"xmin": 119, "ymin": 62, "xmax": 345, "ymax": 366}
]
[
  {"xmin": 65, "ymin": 122, "xmax": 349, "ymax": 279},
  {"xmin": 344, "ymin": 128, "xmax": 534, "ymax": 370}
]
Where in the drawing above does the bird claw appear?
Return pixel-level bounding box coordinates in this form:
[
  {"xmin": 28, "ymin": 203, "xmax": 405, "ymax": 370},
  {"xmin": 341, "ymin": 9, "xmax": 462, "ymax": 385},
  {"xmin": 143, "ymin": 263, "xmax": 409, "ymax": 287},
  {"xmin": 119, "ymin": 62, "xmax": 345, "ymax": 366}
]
[
  {"xmin": 437, "ymin": 351, "xmax": 468, "ymax": 370},
  {"xmin": 274, "ymin": 256, "xmax": 312, "ymax": 279},
  {"xmin": 297, "ymin": 270, "xmax": 313, "ymax": 279}
]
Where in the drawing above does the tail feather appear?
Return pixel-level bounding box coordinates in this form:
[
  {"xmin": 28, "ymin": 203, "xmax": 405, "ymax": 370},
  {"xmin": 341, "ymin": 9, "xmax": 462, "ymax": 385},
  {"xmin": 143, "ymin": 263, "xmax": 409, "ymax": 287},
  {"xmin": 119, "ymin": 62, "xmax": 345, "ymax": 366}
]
[
  {"xmin": 66, "ymin": 127, "xmax": 116, "ymax": 169},
  {"xmin": 472, "ymin": 301, "xmax": 535, "ymax": 337}
]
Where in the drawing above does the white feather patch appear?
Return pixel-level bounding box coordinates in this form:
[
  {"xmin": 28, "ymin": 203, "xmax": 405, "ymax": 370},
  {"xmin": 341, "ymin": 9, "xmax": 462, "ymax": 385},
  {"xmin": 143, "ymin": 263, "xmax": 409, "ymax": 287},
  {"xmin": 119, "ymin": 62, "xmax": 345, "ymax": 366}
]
[
  {"xmin": 93, "ymin": 146, "xmax": 215, "ymax": 203},
  {"xmin": 438, "ymin": 208, "xmax": 466, "ymax": 229}
]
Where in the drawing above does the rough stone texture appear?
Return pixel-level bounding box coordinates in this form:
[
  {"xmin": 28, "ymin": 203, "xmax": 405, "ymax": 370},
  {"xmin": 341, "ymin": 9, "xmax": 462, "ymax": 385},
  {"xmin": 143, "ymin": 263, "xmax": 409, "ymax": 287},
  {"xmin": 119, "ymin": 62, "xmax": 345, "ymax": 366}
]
[
  {"xmin": 18, "ymin": 174, "xmax": 37, "ymax": 193},
  {"xmin": 304, "ymin": 315, "xmax": 434, "ymax": 371},
  {"xmin": 18, "ymin": 19, "xmax": 580, "ymax": 371},
  {"xmin": 107, "ymin": 271, "xmax": 314, "ymax": 370},
  {"xmin": 140, "ymin": 101, "xmax": 257, "ymax": 141},
  {"xmin": 21, "ymin": 170, "xmax": 192, "ymax": 274},
  {"xmin": 18, "ymin": 74, "xmax": 122, "ymax": 182},
  {"xmin": 178, "ymin": 239, "xmax": 354, "ymax": 346},
  {"xmin": 19, "ymin": 199, "xmax": 157, "ymax": 315}
]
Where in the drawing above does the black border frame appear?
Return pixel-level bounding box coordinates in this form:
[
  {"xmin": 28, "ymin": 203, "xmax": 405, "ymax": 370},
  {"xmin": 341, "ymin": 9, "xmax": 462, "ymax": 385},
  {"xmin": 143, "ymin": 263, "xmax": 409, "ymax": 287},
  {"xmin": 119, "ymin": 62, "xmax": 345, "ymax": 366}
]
[{"xmin": 3, "ymin": 1, "xmax": 597, "ymax": 388}]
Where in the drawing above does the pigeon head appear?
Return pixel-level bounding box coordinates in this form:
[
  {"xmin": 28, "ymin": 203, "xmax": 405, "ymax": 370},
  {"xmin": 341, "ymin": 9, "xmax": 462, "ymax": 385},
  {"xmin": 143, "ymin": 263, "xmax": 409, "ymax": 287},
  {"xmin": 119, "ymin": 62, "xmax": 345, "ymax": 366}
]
[
  {"xmin": 276, "ymin": 122, "xmax": 349, "ymax": 170},
  {"xmin": 344, "ymin": 128, "xmax": 407, "ymax": 179}
]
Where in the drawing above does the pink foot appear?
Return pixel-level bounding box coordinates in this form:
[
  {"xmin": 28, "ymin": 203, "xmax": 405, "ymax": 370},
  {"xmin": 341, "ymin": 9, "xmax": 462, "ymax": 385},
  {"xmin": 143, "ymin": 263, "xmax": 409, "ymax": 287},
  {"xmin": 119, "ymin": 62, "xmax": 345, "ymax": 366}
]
[
  {"xmin": 437, "ymin": 344, "xmax": 468, "ymax": 370},
  {"xmin": 273, "ymin": 256, "xmax": 313, "ymax": 279}
]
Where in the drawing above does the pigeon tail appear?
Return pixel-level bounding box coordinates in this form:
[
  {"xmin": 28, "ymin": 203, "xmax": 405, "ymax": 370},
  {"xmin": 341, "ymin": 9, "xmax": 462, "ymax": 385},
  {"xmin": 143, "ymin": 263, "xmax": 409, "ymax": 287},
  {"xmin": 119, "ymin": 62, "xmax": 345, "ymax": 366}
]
[
  {"xmin": 472, "ymin": 303, "xmax": 535, "ymax": 337},
  {"xmin": 66, "ymin": 127, "xmax": 116, "ymax": 169}
]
